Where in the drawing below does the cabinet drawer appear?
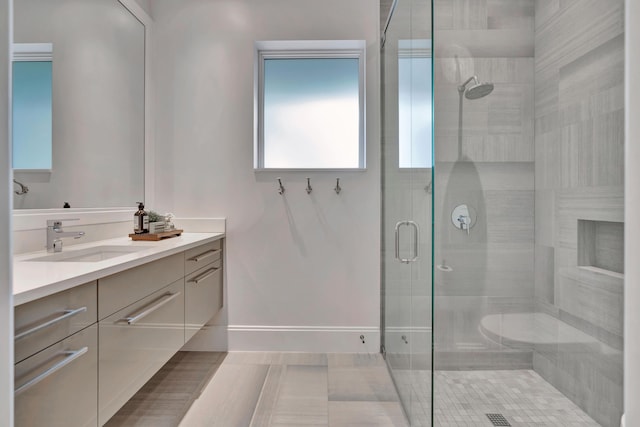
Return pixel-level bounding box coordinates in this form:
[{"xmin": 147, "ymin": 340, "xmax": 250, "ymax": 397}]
[
  {"xmin": 15, "ymin": 325, "xmax": 98, "ymax": 427},
  {"xmin": 98, "ymin": 253, "xmax": 183, "ymax": 320},
  {"xmin": 15, "ymin": 281, "xmax": 97, "ymax": 363},
  {"xmin": 98, "ymin": 279, "xmax": 184, "ymax": 425},
  {"xmin": 185, "ymin": 260, "xmax": 223, "ymax": 342},
  {"xmin": 185, "ymin": 240, "xmax": 222, "ymax": 275}
]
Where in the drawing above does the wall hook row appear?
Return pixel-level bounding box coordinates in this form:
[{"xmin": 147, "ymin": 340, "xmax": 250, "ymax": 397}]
[{"xmin": 277, "ymin": 177, "xmax": 344, "ymax": 195}]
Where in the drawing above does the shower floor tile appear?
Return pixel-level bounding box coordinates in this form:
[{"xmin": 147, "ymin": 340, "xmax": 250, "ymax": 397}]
[{"xmin": 391, "ymin": 368, "xmax": 601, "ymax": 426}]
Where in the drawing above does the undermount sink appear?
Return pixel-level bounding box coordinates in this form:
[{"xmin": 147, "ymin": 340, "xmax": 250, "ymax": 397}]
[{"xmin": 26, "ymin": 245, "xmax": 146, "ymax": 263}]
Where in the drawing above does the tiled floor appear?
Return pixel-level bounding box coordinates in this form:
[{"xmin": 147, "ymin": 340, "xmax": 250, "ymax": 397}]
[
  {"xmin": 116, "ymin": 352, "xmax": 602, "ymax": 427},
  {"xmin": 180, "ymin": 352, "xmax": 408, "ymax": 426},
  {"xmin": 392, "ymin": 369, "xmax": 601, "ymax": 427}
]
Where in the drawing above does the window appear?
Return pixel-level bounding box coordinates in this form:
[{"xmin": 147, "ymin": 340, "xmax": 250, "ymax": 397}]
[
  {"xmin": 255, "ymin": 40, "xmax": 366, "ymax": 169},
  {"xmin": 398, "ymin": 39, "xmax": 432, "ymax": 168}
]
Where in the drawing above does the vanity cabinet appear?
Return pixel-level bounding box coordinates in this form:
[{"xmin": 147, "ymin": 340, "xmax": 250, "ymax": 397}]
[
  {"xmin": 185, "ymin": 240, "xmax": 223, "ymax": 341},
  {"xmin": 14, "ymin": 283, "xmax": 98, "ymax": 427},
  {"xmin": 98, "ymin": 279, "xmax": 185, "ymax": 425},
  {"xmin": 14, "ymin": 236, "xmax": 224, "ymax": 427}
]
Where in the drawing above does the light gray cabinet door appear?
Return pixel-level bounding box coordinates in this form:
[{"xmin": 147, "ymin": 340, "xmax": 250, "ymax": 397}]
[
  {"xmin": 185, "ymin": 259, "xmax": 222, "ymax": 342},
  {"xmin": 15, "ymin": 325, "xmax": 98, "ymax": 427},
  {"xmin": 98, "ymin": 279, "xmax": 184, "ymax": 425},
  {"xmin": 15, "ymin": 281, "xmax": 97, "ymax": 363}
]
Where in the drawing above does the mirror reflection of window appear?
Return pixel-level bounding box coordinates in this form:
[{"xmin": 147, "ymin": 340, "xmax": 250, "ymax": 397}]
[
  {"xmin": 398, "ymin": 39, "xmax": 432, "ymax": 169},
  {"xmin": 12, "ymin": 43, "xmax": 53, "ymax": 170}
]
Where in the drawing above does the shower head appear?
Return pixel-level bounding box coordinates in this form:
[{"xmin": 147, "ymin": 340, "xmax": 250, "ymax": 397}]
[
  {"xmin": 465, "ymin": 81, "xmax": 494, "ymax": 99},
  {"xmin": 458, "ymin": 75, "xmax": 494, "ymax": 100}
]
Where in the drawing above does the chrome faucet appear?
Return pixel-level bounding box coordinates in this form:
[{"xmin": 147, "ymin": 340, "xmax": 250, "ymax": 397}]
[{"xmin": 46, "ymin": 219, "xmax": 85, "ymax": 252}]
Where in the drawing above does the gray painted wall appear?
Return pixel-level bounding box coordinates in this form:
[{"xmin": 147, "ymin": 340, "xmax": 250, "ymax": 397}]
[{"xmin": 533, "ymin": 1, "xmax": 625, "ymax": 426}]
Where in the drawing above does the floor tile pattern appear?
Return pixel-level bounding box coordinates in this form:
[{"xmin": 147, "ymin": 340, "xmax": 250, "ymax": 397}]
[
  {"xmin": 399, "ymin": 369, "xmax": 601, "ymax": 427},
  {"xmin": 181, "ymin": 352, "xmax": 408, "ymax": 427},
  {"xmin": 106, "ymin": 351, "xmax": 225, "ymax": 427},
  {"xmin": 110, "ymin": 352, "xmax": 602, "ymax": 427}
]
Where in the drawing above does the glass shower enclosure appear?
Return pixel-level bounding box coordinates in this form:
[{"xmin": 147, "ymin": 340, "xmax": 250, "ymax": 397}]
[
  {"xmin": 382, "ymin": 1, "xmax": 624, "ymax": 426},
  {"xmin": 381, "ymin": 0, "xmax": 433, "ymax": 425}
]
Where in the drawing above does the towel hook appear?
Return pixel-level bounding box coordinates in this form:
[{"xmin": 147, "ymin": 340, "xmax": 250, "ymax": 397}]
[
  {"xmin": 277, "ymin": 178, "xmax": 285, "ymax": 195},
  {"xmin": 334, "ymin": 178, "xmax": 342, "ymax": 194},
  {"xmin": 13, "ymin": 179, "xmax": 29, "ymax": 195},
  {"xmin": 306, "ymin": 177, "xmax": 312, "ymax": 194}
]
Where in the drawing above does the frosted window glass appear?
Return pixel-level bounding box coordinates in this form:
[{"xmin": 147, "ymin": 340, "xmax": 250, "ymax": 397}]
[
  {"xmin": 12, "ymin": 61, "xmax": 53, "ymax": 170},
  {"xmin": 398, "ymin": 56, "xmax": 432, "ymax": 168},
  {"xmin": 263, "ymin": 58, "xmax": 360, "ymax": 169}
]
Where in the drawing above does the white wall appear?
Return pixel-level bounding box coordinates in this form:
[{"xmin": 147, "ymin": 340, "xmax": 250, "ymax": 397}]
[
  {"xmin": 0, "ymin": 0, "xmax": 13, "ymax": 423},
  {"xmin": 625, "ymin": 1, "xmax": 640, "ymax": 425},
  {"xmin": 152, "ymin": 0, "xmax": 380, "ymax": 352}
]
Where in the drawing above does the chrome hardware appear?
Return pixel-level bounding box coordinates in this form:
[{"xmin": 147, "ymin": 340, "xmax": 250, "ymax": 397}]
[
  {"xmin": 189, "ymin": 249, "xmax": 220, "ymax": 263},
  {"xmin": 335, "ymin": 178, "xmax": 342, "ymax": 194},
  {"xmin": 46, "ymin": 219, "xmax": 85, "ymax": 252},
  {"xmin": 15, "ymin": 347, "xmax": 88, "ymax": 395},
  {"xmin": 13, "ymin": 179, "xmax": 29, "ymax": 195},
  {"xmin": 277, "ymin": 178, "xmax": 285, "ymax": 195},
  {"xmin": 451, "ymin": 204, "xmax": 475, "ymax": 236},
  {"xmin": 15, "ymin": 307, "xmax": 87, "ymax": 341},
  {"xmin": 306, "ymin": 177, "xmax": 312, "ymax": 194},
  {"xmin": 395, "ymin": 221, "xmax": 419, "ymax": 264},
  {"xmin": 189, "ymin": 268, "xmax": 218, "ymax": 285},
  {"xmin": 121, "ymin": 292, "xmax": 181, "ymax": 325}
]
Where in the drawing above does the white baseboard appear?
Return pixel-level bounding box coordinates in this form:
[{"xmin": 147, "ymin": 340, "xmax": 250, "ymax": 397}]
[{"xmin": 228, "ymin": 325, "xmax": 380, "ymax": 353}]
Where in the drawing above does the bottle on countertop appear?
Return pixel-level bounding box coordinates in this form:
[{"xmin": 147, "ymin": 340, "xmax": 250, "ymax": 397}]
[{"xmin": 134, "ymin": 202, "xmax": 149, "ymax": 234}]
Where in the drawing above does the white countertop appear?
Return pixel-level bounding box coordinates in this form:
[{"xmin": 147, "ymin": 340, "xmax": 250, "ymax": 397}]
[{"xmin": 13, "ymin": 232, "xmax": 224, "ymax": 305}]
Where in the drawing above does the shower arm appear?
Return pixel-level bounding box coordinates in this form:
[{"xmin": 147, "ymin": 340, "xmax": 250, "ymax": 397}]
[{"xmin": 458, "ymin": 75, "xmax": 479, "ymax": 93}]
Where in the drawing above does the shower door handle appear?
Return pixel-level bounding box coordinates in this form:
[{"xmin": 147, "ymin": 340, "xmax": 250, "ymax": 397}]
[{"xmin": 395, "ymin": 221, "xmax": 419, "ymax": 264}]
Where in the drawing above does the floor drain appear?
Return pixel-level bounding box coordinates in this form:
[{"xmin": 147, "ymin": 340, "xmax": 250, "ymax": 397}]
[{"xmin": 486, "ymin": 413, "xmax": 511, "ymax": 426}]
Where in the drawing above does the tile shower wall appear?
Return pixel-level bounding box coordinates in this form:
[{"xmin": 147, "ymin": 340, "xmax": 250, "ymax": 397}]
[
  {"xmin": 433, "ymin": 0, "xmax": 535, "ymax": 369},
  {"xmin": 533, "ymin": 1, "xmax": 624, "ymax": 426}
]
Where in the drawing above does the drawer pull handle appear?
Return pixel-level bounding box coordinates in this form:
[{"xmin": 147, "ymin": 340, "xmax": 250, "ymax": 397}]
[
  {"xmin": 15, "ymin": 347, "xmax": 88, "ymax": 395},
  {"xmin": 15, "ymin": 307, "xmax": 88, "ymax": 341},
  {"xmin": 121, "ymin": 292, "xmax": 181, "ymax": 325},
  {"xmin": 189, "ymin": 268, "xmax": 219, "ymax": 284},
  {"xmin": 189, "ymin": 249, "xmax": 220, "ymax": 263}
]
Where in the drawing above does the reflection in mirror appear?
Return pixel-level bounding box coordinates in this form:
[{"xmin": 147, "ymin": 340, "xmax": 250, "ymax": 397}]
[
  {"xmin": 13, "ymin": 0, "xmax": 145, "ymax": 209},
  {"xmin": 398, "ymin": 39, "xmax": 432, "ymax": 168},
  {"xmin": 12, "ymin": 43, "xmax": 53, "ymax": 171}
]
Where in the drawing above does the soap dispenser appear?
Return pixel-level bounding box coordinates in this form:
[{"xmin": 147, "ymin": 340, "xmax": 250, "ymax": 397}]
[{"xmin": 134, "ymin": 202, "xmax": 149, "ymax": 234}]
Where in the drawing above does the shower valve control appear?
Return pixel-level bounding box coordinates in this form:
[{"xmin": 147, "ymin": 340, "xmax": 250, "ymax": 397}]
[{"xmin": 451, "ymin": 204, "xmax": 476, "ymax": 235}]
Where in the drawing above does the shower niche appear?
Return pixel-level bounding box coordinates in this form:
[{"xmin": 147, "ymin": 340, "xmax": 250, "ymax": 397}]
[{"xmin": 578, "ymin": 219, "xmax": 624, "ymax": 276}]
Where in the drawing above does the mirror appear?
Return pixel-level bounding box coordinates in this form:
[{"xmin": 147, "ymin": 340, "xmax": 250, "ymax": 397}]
[{"xmin": 13, "ymin": 0, "xmax": 145, "ymax": 209}]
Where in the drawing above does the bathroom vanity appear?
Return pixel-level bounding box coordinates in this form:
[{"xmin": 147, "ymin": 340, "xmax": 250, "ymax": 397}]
[{"xmin": 12, "ymin": 233, "xmax": 224, "ymax": 426}]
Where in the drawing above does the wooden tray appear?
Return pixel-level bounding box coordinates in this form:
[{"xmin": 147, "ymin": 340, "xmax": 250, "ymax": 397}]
[{"xmin": 129, "ymin": 229, "xmax": 183, "ymax": 241}]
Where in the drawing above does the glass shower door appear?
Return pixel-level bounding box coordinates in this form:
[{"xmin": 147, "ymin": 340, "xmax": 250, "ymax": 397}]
[{"xmin": 381, "ymin": 0, "xmax": 433, "ymax": 425}]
